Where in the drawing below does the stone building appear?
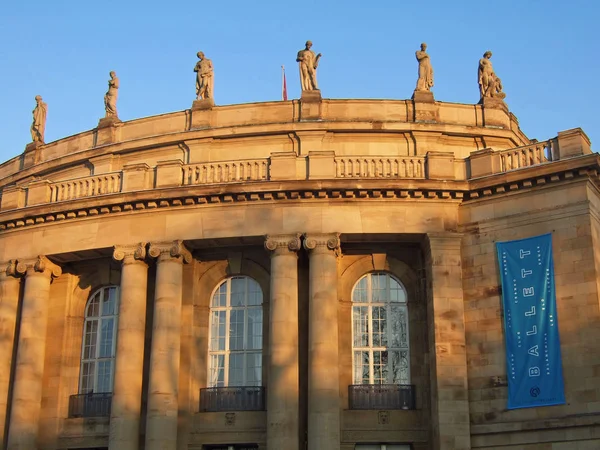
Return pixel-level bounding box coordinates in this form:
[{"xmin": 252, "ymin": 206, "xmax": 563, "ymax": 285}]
[{"xmin": 0, "ymin": 96, "xmax": 597, "ymax": 450}]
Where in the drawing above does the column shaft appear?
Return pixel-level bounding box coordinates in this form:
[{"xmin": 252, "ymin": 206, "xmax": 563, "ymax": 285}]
[
  {"xmin": 109, "ymin": 244, "xmax": 148, "ymax": 450},
  {"xmin": 7, "ymin": 257, "xmax": 61, "ymax": 450},
  {"xmin": 265, "ymin": 235, "xmax": 301, "ymax": 450},
  {"xmin": 145, "ymin": 241, "xmax": 191, "ymax": 450},
  {"xmin": 0, "ymin": 262, "xmax": 20, "ymax": 450},
  {"xmin": 426, "ymin": 234, "xmax": 471, "ymax": 450},
  {"xmin": 305, "ymin": 233, "xmax": 341, "ymax": 450}
]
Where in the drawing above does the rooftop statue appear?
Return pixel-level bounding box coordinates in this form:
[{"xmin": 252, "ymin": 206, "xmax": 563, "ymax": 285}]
[
  {"xmin": 478, "ymin": 51, "xmax": 506, "ymax": 100},
  {"xmin": 297, "ymin": 40, "xmax": 321, "ymax": 91},
  {"xmin": 104, "ymin": 71, "xmax": 119, "ymax": 118},
  {"xmin": 415, "ymin": 43, "xmax": 434, "ymax": 92},
  {"xmin": 194, "ymin": 51, "xmax": 214, "ymax": 100},
  {"xmin": 30, "ymin": 95, "xmax": 47, "ymax": 144}
]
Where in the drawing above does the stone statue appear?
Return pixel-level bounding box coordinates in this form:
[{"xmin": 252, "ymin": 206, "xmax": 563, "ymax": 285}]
[
  {"xmin": 297, "ymin": 40, "xmax": 321, "ymax": 91},
  {"xmin": 104, "ymin": 71, "xmax": 119, "ymax": 118},
  {"xmin": 30, "ymin": 95, "xmax": 47, "ymax": 143},
  {"xmin": 478, "ymin": 51, "xmax": 505, "ymax": 100},
  {"xmin": 194, "ymin": 51, "xmax": 214, "ymax": 100},
  {"xmin": 415, "ymin": 43, "xmax": 434, "ymax": 92}
]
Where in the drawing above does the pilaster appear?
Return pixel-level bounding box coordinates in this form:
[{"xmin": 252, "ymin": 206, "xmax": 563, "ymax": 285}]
[
  {"xmin": 7, "ymin": 256, "xmax": 61, "ymax": 450},
  {"xmin": 425, "ymin": 233, "xmax": 470, "ymax": 450},
  {"xmin": 109, "ymin": 243, "xmax": 148, "ymax": 450},
  {"xmin": 264, "ymin": 234, "xmax": 301, "ymax": 450},
  {"xmin": 145, "ymin": 241, "xmax": 192, "ymax": 450},
  {"xmin": 304, "ymin": 233, "xmax": 341, "ymax": 450}
]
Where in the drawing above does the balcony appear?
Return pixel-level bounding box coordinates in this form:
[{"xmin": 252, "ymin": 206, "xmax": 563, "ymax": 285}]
[
  {"xmin": 200, "ymin": 386, "xmax": 266, "ymax": 412},
  {"xmin": 348, "ymin": 384, "xmax": 416, "ymax": 410},
  {"xmin": 68, "ymin": 393, "xmax": 112, "ymax": 418}
]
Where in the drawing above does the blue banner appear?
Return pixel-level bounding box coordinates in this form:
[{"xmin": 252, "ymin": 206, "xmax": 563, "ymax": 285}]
[{"xmin": 496, "ymin": 233, "xmax": 565, "ymax": 409}]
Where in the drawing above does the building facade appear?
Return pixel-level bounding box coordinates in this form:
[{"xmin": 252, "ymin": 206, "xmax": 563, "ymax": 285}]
[{"xmin": 0, "ymin": 97, "xmax": 598, "ymax": 450}]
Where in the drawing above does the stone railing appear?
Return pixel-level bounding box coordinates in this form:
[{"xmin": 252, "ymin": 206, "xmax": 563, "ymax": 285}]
[
  {"xmin": 182, "ymin": 159, "xmax": 269, "ymax": 186},
  {"xmin": 50, "ymin": 172, "xmax": 122, "ymax": 202},
  {"xmin": 334, "ymin": 156, "xmax": 425, "ymax": 179},
  {"xmin": 498, "ymin": 140, "xmax": 554, "ymax": 172}
]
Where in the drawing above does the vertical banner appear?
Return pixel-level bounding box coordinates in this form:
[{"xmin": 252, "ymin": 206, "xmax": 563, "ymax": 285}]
[{"xmin": 496, "ymin": 233, "xmax": 565, "ymax": 409}]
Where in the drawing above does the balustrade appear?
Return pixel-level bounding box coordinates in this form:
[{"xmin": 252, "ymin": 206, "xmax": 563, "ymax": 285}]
[
  {"xmin": 183, "ymin": 159, "xmax": 269, "ymax": 185},
  {"xmin": 499, "ymin": 141, "xmax": 554, "ymax": 172},
  {"xmin": 50, "ymin": 173, "xmax": 122, "ymax": 202},
  {"xmin": 335, "ymin": 156, "xmax": 425, "ymax": 179}
]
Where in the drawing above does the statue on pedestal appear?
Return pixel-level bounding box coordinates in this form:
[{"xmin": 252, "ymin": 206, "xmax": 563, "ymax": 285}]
[
  {"xmin": 30, "ymin": 95, "xmax": 47, "ymax": 144},
  {"xmin": 415, "ymin": 43, "xmax": 434, "ymax": 92},
  {"xmin": 194, "ymin": 51, "xmax": 214, "ymax": 100},
  {"xmin": 297, "ymin": 40, "xmax": 321, "ymax": 91},
  {"xmin": 478, "ymin": 51, "xmax": 505, "ymax": 100},
  {"xmin": 104, "ymin": 71, "xmax": 119, "ymax": 118}
]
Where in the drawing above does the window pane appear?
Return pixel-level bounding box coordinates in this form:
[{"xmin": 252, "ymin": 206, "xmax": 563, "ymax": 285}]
[
  {"xmin": 99, "ymin": 318, "xmax": 114, "ymax": 358},
  {"xmin": 373, "ymin": 350, "xmax": 388, "ymax": 384},
  {"xmin": 230, "ymin": 277, "xmax": 245, "ymax": 307},
  {"xmin": 102, "ymin": 288, "xmax": 116, "ymax": 316},
  {"xmin": 353, "ymin": 277, "xmax": 367, "ymax": 303},
  {"xmin": 97, "ymin": 360, "xmax": 112, "ymax": 393},
  {"xmin": 209, "ymin": 354, "xmax": 225, "ymax": 387},
  {"xmin": 372, "ymin": 306, "xmax": 387, "ymax": 347},
  {"xmin": 83, "ymin": 320, "xmax": 98, "ymax": 360},
  {"xmin": 228, "ymin": 353, "xmax": 244, "ymax": 386},
  {"xmin": 210, "ymin": 311, "xmax": 226, "ymax": 351},
  {"xmin": 247, "ymin": 279, "xmax": 262, "ymax": 306},
  {"xmin": 389, "ymin": 277, "xmax": 406, "ymax": 303},
  {"xmin": 212, "ymin": 283, "xmax": 227, "ymax": 307},
  {"xmin": 371, "ymin": 273, "xmax": 386, "ymax": 302},
  {"xmin": 246, "ymin": 352, "xmax": 262, "ymax": 385},
  {"xmin": 390, "ymin": 305, "xmax": 409, "ymax": 349},
  {"xmin": 229, "ymin": 310, "xmax": 244, "ymax": 351},
  {"xmin": 87, "ymin": 294, "xmax": 100, "ymax": 317},
  {"xmin": 391, "ymin": 350, "xmax": 410, "ymax": 385},
  {"xmin": 246, "ymin": 308, "xmax": 263, "ymax": 350},
  {"xmin": 80, "ymin": 361, "xmax": 95, "ymax": 393},
  {"xmin": 353, "ymin": 306, "xmax": 369, "ymax": 347}
]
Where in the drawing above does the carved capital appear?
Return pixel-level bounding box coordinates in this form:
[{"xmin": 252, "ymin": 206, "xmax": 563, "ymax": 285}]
[
  {"xmin": 16, "ymin": 255, "xmax": 62, "ymax": 279},
  {"xmin": 113, "ymin": 243, "xmax": 148, "ymax": 265},
  {"xmin": 148, "ymin": 240, "xmax": 192, "ymax": 263},
  {"xmin": 264, "ymin": 234, "xmax": 302, "ymax": 256},
  {"xmin": 303, "ymin": 232, "xmax": 341, "ymax": 256},
  {"xmin": 0, "ymin": 259, "xmax": 20, "ymax": 279}
]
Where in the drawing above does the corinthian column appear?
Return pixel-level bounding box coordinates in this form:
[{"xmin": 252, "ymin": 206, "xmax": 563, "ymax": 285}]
[
  {"xmin": 0, "ymin": 261, "xmax": 21, "ymax": 448},
  {"xmin": 304, "ymin": 233, "xmax": 341, "ymax": 450},
  {"xmin": 7, "ymin": 256, "xmax": 61, "ymax": 450},
  {"xmin": 109, "ymin": 243, "xmax": 148, "ymax": 450},
  {"xmin": 264, "ymin": 234, "xmax": 301, "ymax": 450},
  {"xmin": 145, "ymin": 241, "xmax": 192, "ymax": 450}
]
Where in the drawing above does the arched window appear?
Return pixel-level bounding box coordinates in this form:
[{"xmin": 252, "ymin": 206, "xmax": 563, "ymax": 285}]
[
  {"xmin": 208, "ymin": 276, "xmax": 263, "ymax": 387},
  {"xmin": 79, "ymin": 286, "xmax": 119, "ymax": 394},
  {"xmin": 352, "ymin": 273, "xmax": 410, "ymax": 385}
]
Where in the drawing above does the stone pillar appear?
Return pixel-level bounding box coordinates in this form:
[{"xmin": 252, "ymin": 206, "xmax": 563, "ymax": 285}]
[
  {"xmin": 304, "ymin": 233, "xmax": 341, "ymax": 450},
  {"xmin": 425, "ymin": 234, "xmax": 470, "ymax": 450},
  {"xmin": 264, "ymin": 234, "xmax": 301, "ymax": 450},
  {"xmin": 0, "ymin": 261, "xmax": 21, "ymax": 448},
  {"xmin": 145, "ymin": 241, "xmax": 192, "ymax": 450},
  {"xmin": 109, "ymin": 243, "xmax": 148, "ymax": 450},
  {"xmin": 6, "ymin": 256, "xmax": 61, "ymax": 450}
]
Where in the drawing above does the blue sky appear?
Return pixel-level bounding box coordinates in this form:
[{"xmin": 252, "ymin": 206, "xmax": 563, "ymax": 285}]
[{"xmin": 0, "ymin": 0, "xmax": 597, "ymax": 162}]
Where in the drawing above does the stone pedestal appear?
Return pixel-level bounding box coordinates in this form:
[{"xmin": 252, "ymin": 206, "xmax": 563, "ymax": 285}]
[
  {"xmin": 7, "ymin": 256, "xmax": 61, "ymax": 450},
  {"xmin": 96, "ymin": 116, "xmax": 122, "ymax": 146},
  {"xmin": 412, "ymin": 90, "xmax": 438, "ymax": 122},
  {"xmin": 264, "ymin": 235, "xmax": 301, "ymax": 450},
  {"xmin": 480, "ymin": 97, "xmax": 510, "ymax": 129},
  {"xmin": 425, "ymin": 234, "xmax": 471, "ymax": 450},
  {"xmin": 304, "ymin": 233, "xmax": 341, "ymax": 450},
  {"xmin": 300, "ymin": 90, "xmax": 323, "ymax": 121},
  {"xmin": 109, "ymin": 244, "xmax": 149, "ymax": 450},
  {"xmin": 0, "ymin": 261, "xmax": 21, "ymax": 447},
  {"xmin": 190, "ymin": 99, "xmax": 215, "ymax": 129},
  {"xmin": 145, "ymin": 241, "xmax": 191, "ymax": 450},
  {"xmin": 22, "ymin": 141, "xmax": 44, "ymax": 169}
]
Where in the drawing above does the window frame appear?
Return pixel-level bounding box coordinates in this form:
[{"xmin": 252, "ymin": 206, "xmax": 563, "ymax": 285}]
[
  {"xmin": 207, "ymin": 276, "xmax": 264, "ymax": 388},
  {"xmin": 79, "ymin": 285, "xmax": 120, "ymax": 394},
  {"xmin": 351, "ymin": 272, "xmax": 410, "ymax": 385}
]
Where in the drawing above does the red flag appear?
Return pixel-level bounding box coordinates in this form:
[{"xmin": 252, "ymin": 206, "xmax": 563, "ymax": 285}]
[{"xmin": 282, "ymin": 65, "xmax": 288, "ymax": 101}]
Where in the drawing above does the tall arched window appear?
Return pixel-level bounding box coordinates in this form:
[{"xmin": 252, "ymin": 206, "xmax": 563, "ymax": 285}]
[
  {"xmin": 208, "ymin": 276, "xmax": 263, "ymax": 387},
  {"xmin": 79, "ymin": 286, "xmax": 119, "ymax": 394},
  {"xmin": 352, "ymin": 273, "xmax": 410, "ymax": 385}
]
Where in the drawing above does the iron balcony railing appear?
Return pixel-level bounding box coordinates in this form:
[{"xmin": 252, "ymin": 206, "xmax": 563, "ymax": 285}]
[
  {"xmin": 68, "ymin": 392, "xmax": 112, "ymax": 418},
  {"xmin": 348, "ymin": 384, "xmax": 416, "ymax": 410},
  {"xmin": 200, "ymin": 386, "xmax": 266, "ymax": 412}
]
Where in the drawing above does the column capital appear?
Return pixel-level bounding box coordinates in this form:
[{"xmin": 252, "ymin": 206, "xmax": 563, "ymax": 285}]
[
  {"xmin": 0, "ymin": 259, "xmax": 20, "ymax": 279},
  {"xmin": 303, "ymin": 232, "xmax": 341, "ymax": 256},
  {"xmin": 264, "ymin": 233, "xmax": 302, "ymax": 256},
  {"xmin": 113, "ymin": 242, "xmax": 148, "ymax": 265},
  {"xmin": 15, "ymin": 255, "xmax": 62, "ymax": 279},
  {"xmin": 148, "ymin": 240, "xmax": 192, "ymax": 263}
]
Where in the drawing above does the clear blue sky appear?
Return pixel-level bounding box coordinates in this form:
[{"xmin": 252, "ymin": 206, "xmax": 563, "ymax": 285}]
[{"xmin": 1, "ymin": 0, "xmax": 598, "ymax": 162}]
